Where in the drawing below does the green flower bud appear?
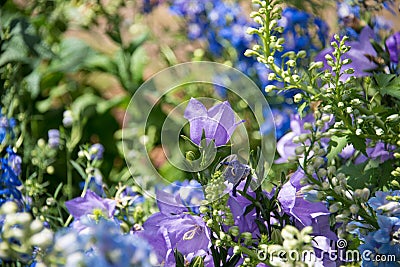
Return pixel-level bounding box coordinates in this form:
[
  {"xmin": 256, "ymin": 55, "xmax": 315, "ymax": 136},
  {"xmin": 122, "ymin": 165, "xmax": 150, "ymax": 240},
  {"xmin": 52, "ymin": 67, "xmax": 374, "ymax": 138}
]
[{"xmin": 229, "ymin": 226, "xmax": 240, "ymax": 237}]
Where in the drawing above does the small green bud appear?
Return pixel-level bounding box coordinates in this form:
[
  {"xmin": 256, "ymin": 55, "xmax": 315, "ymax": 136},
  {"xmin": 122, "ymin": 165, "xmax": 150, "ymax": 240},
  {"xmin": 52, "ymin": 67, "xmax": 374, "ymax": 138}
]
[
  {"xmin": 297, "ymin": 50, "xmax": 306, "ymax": 58},
  {"xmin": 229, "ymin": 226, "xmax": 240, "ymax": 237},
  {"xmin": 185, "ymin": 151, "xmax": 196, "ymax": 161}
]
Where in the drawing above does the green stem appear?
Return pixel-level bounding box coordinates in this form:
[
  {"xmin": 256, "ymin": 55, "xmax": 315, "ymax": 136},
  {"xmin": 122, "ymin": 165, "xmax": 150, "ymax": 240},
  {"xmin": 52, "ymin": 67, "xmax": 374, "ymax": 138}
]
[{"xmin": 66, "ymin": 149, "xmax": 72, "ymax": 200}]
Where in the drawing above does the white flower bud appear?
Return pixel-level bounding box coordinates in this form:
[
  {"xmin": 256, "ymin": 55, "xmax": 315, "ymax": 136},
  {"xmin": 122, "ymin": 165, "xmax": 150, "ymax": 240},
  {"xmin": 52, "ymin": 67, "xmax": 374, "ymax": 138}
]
[
  {"xmin": 375, "ymin": 128, "xmax": 384, "ymax": 136},
  {"xmin": 327, "ymin": 166, "xmax": 336, "ymax": 175},
  {"xmin": 356, "ymin": 129, "xmax": 362, "ymax": 136},
  {"xmin": 265, "ymin": 85, "xmax": 277, "ymax": 93},
  {"xmin": 287, "ymin": 59, "xmax": 296, "ymax": 67},
  {"xmin": 293, "ymin": 93, "xmax": 302, "ymax": 103},
  {"xmin": 30, "ymin": 229, "xmax": 54, "ymax": 248},
  {"xmin": 299, "ymin": 134, "xmax": 309, "ymax": 142},
  {"xmin": 292, "ymin": 74, "xmax": 300, "ymax": 82},
  {"xmin": 292, "ymin": 136, "xmax": 300, "ymax": 143},
  {"xmin": 295, "ymin": 146, "xmax": 305, "ymax": 155},
  {"xmin": 303, "ymin": 122, "xmax": 312, "ymax": 130},
  {"xmin": 325, "ymin": 54, "xmax": 333, "ymax": 61},
  {"xmin": 386, "ymin": 114, "xmax": 399, "ymax": 122},
  {"xmin": 268, "ymin": 73, "xmax": 276, "ymax": 80},
  {"xmin": 329, "ymin": 203, "xmax": 341, "ymax": 213},
  {"xmin": 342, "ymin": 58, "xmax": 352, "ymax": 64},
  {"xmin": 318, "ymin": 168, "xmax": 327, "ymax": 177},
  {"xmin": 346, "ymin": 107, "xmax": 353, "ymax": 113},
  {"xmin": 349, "ymin": 204, "xmax": 359, "ymax": 214},
  {"xmin": 246, "ymin": 27, "xmax": 259, "ymax": 35}
]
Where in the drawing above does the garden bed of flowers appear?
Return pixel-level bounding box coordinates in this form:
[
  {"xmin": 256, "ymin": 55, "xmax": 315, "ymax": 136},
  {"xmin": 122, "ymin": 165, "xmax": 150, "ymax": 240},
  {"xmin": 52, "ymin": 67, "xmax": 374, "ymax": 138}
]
[{"xmin": 1, "ymin": 0, "xmax": 400, "ymax": 266}]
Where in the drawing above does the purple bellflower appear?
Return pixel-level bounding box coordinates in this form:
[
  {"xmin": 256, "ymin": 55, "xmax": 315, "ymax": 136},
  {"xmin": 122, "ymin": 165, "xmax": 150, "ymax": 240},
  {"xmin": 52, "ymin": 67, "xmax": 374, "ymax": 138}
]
[
  {"xmin": 278, "ymin": 169, "xmax": 339, "ymax": 265},
  {"xmin": 65, "ymin": 190, "xmax": 116, "ymax": 222},
  {"xmin": 386, "ymin": 32, "xmax": 400, "ymax": 64},
  {"xmin": 184, "ymin": 98, "xmax": 244, "ymax": 147},
  {"xmin": 137, "ymin": 190, "xmax": 211, "ymax": 267}
]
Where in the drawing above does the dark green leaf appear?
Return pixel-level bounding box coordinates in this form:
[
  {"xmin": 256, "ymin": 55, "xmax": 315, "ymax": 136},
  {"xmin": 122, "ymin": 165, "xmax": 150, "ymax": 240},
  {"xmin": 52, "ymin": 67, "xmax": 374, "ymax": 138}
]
[
  {"xmin": 174, "ymin": 249, "xmax": 185, "ymax": 267},
  {"xmin": 347, "ymin": 134, "xmax": 367, "ymax": 156},
  {"xmin": 373, "ymin": 74, "xmax": 400, "ymax": 100},
  {"xmin": 70, "ymin": 160, "xmax": 86, "ymax": 180},
  {"xmin": 297, "ymin": 102, "xmax": 307, "ymax": 118},
  {"xmin": 189, "ymin": 256, "xmax": 204, "ymax": 267}
]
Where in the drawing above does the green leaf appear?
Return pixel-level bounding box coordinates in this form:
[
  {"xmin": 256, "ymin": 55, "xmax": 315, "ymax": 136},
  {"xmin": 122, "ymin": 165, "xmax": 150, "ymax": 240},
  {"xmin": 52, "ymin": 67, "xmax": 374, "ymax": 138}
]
[
  {"xmin": 126, "ymin": 32, "xmax": 148, "ymax": 54},
  {"xmin": 70, "ymin": 160, "xmax": 86, "ymax": 180},
  {"xmin": 347, "ymin": 134, "xmax": 367, "ymax": 156},
  {"xmin": 174, "ymin": 249, "xmax": 185, "ymax": 267},
  {"xmin": 372, "ymin": 74, "xmax": 400, "ymax": 100},
  {"xmin": 71, "ymin": 93, "xmax": 103, "ymax": 117},
  {"xmin": 49, "ymin": 38, "xmax": 93, "ymax": 72},
  {"xmin": 25, "ymin": 69, "xmax": 41, "ymax": 98},
  {"xmin": 130, "ymin": 46, "xmax": 147, "ymax": 86},
  {"xmin": 84, "ymin": 53, "xmax": 116, "ymax": 74},
  {"xmin": 54, "ymin": 183, "xmax": 63, "ymax": 199},
  {"xmin": 297, "ymin": 102, "xmax": 307, "ymax": 118},
  {"xmin": 189, "ymin": 256, "xmax": 204, "ymax": 267},
  {"xmin": 342, "ymin": 160, "xmax": 394, "ymax": 189},
  {"xmin": 327, "ymin": 136, "xmax": 347, "ymax": 162},
  {"xmin": 96, "ymin": 95, "xmax": 126, "ymax": 114}
]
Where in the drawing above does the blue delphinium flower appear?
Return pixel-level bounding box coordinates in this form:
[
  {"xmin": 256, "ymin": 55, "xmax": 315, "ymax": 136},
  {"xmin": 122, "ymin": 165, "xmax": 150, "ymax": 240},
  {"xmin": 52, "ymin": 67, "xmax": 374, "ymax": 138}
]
[
  {"xmin": 261, "ymin": 106, "xmax": 293, "ymax": 139},
  {"xmin": 79, "ymin": 168, "xmax": 105, "ymax": 197},
  {"xmin": 0, "ymin": 112, "xmax": 16, "ymax": 145},
  {"xmin": 279, "ymin": 7, "xmax": 328, "ymax": 53},
  {"xmin": 0, "ymin": 147, "xmax": 23, "ymax": 207},
  {"xmin": 358, "ymin": 215, "xmax": 400, "ymax": 266},
  {"xmin": 369, "ymin": 191, "xmax": 400, "ymax": 217},
  {"xmin": 164, "ymin": 179, "xmax": 204, "ymax": 214},
  {"xmin": 44, "ymin": 218, "xmax": 156, "ymax": 267},
  {"xmin": 142, "ymin": 0, "xmax": 165, "ymax": 13},
  {"xmin": 48, "ymin": 129, "xmax": 60, "ymax": 149},
  {"xmin": 386, "ymin": 32, "xmax": 400, "ymax": 64},
  {"xmin": 88, "ymin": 143, "xmax": 104, "ymax": 160},
  {"xmin": 355, "ymin": 190, "xmax": 400, "ymax": 266},
  {"xmin": 82, "ymin": 218, "xmax": 157, "ymax": 267},
  {"xmin": 337, "ymin": 0, "xmax": 361, "ymax": 39}
]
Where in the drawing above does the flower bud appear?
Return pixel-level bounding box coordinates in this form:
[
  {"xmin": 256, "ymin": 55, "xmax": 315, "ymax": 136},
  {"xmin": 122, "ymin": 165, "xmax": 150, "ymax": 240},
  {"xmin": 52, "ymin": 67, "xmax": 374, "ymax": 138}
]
[
  {"xmin": 329, "ymin": 202, "xmax": 341, "ymax": 213},
  {"xmin": 299, "ymin": 134, "xmax": 309, "ymax": 142},
  {"xmin": 386, "ymin": 114, "xmax": 399, "ymax": 122},
  {"xmin": 293, "ymin": 93, "xmax": 302, "ymax": 103},
  {"xmin": 295, "ymin": 146, "xmax": 305, "ymax": 155},
  {"xmin": 349, "ymin": 204, "xmax": 359, "ymax": 214},
  {"xmin": 233, "ymin": 246, "xmax": 241, "ymax": 255},
  {"xmin": 265, "ymin": 85, "xmax": 277, "ymax": 93},
  {"xmin": 229, "ymin": 226, "xmax": 240, "ymax": 237}
]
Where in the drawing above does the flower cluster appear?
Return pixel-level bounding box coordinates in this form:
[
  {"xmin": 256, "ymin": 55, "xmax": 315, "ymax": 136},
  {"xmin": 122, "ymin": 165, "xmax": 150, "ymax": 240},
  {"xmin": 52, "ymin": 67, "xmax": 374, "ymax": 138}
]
[{"xmin": 358, "ymin": 191, "xmax": 400, "ymax": 265}]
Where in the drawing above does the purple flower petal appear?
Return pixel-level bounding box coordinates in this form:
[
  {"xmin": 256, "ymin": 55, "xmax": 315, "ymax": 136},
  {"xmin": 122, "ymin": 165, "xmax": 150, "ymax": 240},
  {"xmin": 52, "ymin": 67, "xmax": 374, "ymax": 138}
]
[
  {"xmin": 156, "ymin": 190, "xmax": 188, "ymax": 215},
  {"xmin": 386, "ymin": 32, "xmax": 400, "ymax": 63},
  {"xmin": 184, "ymin": 98, "xmax": 243, "ymax": 147},
  {"xmin": 65, "ymin": 190, "xmax": 116, "ymax": 218}
]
